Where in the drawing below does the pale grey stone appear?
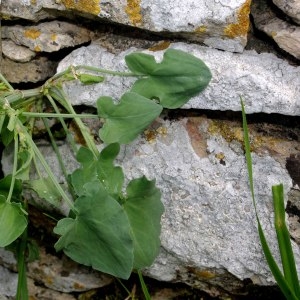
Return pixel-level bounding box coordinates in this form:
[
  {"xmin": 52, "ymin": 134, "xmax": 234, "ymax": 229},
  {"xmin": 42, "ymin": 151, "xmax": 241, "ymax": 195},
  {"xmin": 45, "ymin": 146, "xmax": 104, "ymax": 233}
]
[
  {"xmin": 272, "ymin": 0, "xmax": 300, "ymax": 25},
  {"xmin": 2, "ymin": 115, "xmax": 297, "ymax": 295},
  {"xmin": 57, "ymin": 41, "xmax": 300, "ymax": 116},
  {"xmin": 0, "ymin": 247, "xmax": 112, "ymax": 294},
  {"xmin": 0, "ymin": 265, "xmax": 17, "ymax": 297},
  {"xmin": 2, "ymin": 21, "xmax": 91, "ymax": 53},
  {"xmin": 2, "ymin": 40, "xmax": 36, "ymax": 62},
  {"xmin": 1, "ymin": 0, "xmax": 251, "ymax": 53}
]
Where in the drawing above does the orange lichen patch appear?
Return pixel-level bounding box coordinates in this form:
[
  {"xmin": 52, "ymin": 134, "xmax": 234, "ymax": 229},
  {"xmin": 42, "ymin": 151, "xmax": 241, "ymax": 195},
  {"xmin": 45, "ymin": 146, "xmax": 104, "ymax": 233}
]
[
  {"xmin": 223, "ymin": 0, "xmax": 251, "ymax": 38},
  {"xmin": 148, "ymin": 41, "xmax": 171, "ymax": 51},
  {"xmin": 31, "ymin": 0, "xmax": 37, "ymax": 4},
  {"xmin": 24, "ymin": 29, "xmax": 41, "ymax": 39},
  {"xmin": 195, "ymin": 25, "xmax": 207, "ymax": 34},
  {"xmin": 144, "ymin": 126, "xmax": 168, "ymax": 143},
  {"xmin": 34, "ymin": 45, "xmax": 42, "ymax": 52},
  {"xmin": 51, "ymin": 33, "xmax": 57, "ymax": 41},
  {"xmin": 185, "ymin": 117, "xmax": 208, "ymax": 158},
  {"xmin": 61, "ymin": 0, "xmax": 101, "ymax": 15},
  {"xmin": 187, "ymin": 267, "xmax": 217, "ymax": 279},
  {"xmin": 125, "ymin": 0, "xmax": 142, "ymax": 26}
]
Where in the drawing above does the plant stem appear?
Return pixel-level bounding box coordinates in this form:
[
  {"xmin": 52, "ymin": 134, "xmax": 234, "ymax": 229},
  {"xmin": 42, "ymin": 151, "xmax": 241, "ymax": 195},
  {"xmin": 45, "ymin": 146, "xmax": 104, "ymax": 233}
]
[
  {"xmin": 50, "ymin": 87, "xmax": 99, "ymax": 158},
  {"xmin": 46, "ymin": 94, "xmax": 78, "ymax": 155},
  {"xmin": 43, "ymin": 118, "xmax": 76, "ymax": 200},
  {"xmin": 1, "ymin": 88, "xmax": 42, "ymax": 105},
  {"xmin": 0, "ymin": 72, "xmax": 14, "ymax": 91},
  {"xmin": 18, "ymin": 120, "xmax": 76, "ymax": 211},
  {"xmin": 16, "ymin": 201, "xmax": 29, "ymax": 300},
  {"xmin": 7, "ymin": 134, "xmax": 19, "ymax": 203},
  {"xmin": 21, "ymin": 112, "xmax": 99, "ymax": 119}
]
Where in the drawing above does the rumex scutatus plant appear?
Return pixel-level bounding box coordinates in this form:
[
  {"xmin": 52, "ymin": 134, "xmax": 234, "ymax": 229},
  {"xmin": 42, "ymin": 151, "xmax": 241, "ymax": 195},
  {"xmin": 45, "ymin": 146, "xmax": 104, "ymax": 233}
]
[{"xmin": 0, "ymin": 48, "xmax": 212, "ymax": 299}]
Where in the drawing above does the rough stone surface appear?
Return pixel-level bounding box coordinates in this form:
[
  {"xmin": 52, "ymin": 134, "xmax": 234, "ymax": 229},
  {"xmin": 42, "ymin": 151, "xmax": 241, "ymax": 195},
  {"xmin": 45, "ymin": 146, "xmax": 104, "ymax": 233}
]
[
  {"xmin": 3, "ymin": 115, "xmax": 299, "ymax": 297},
  {"xmin": 1, "ymin": 0, "xmax": 252, "ymax": 53},
  {"xmin": 1, "ymin": 56, "xmax": 57, "ymax": 83},
  {"xmin": 2, "ymin": 40, "xmax": 36, "ymax": 62},
  {"xmin": 272, "ymin": 0, "xmax": 300, "ymax": 25},
  {"xmin": 2, "ymin": 21, "xmax": 91, "ymax": 53},
  {"xmin": 0, "ymin": 265, "xmax": 17, "ymax": 298},
  {"xmin": 57, "ymin": 41, "xmax": 300, "ymax": 116},
  {"xmin": 252, "ymin": 0, "xmax": 300, "ymax": 60},
  {"xmin": 0, "ymin": 246, "xmax": 112, "ymax": 297}
]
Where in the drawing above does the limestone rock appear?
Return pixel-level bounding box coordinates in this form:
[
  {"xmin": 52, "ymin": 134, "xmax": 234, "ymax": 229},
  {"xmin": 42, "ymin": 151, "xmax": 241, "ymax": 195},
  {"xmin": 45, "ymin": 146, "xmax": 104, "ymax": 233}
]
[
  {"xmin": 272, "ymin": 0, "xmax": 300, "ymax": 25},
  {"xmin": 0, "ymin": 265, "xmax": 17, "ymax": 298},
  {"xmin": 3, "ymin": 114, "xmax": 298, "ymax": 297},
  {"xmin": 252, "ymin": 0, "xmax": 300, "ymax": 60},
  {"xmin": 27, "ymin": 248, "xmax": 113, "ymax": 293},
  {"xmin": 2, "ymin": 40, "xmax": 36, "ymax": 62},
  {"xmin": 57, "ymin": 41, "xmax": 300, "ymax": 116},
  {"xmin": 1, "ymin": 0, "xmax": 252, "ymax": 53},
  {"xmin": 2, "ymin": 21, "xmax": 91, "ymax": 53},
  {"xmin": 0, "ymin": 247, "xmax": 112, "ymax": 295},
  {"xmin": 1, "ymin": 56, "xmax": 57, "ymax": 83}
]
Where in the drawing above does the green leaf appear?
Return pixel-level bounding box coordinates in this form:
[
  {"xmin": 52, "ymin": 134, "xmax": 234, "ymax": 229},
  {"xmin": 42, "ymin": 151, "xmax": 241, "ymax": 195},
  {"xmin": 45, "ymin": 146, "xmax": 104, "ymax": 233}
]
[
  {"xmin": 71, "ymin": 147, "xmax": 97, "ymax": 196},
  {"xmin": 125, "ymin": 49, "xmax": 212, "ymax": 109},
  {"xmin": 97, "ymin": 92, "xmax": 162, "ymax": 144},
  {"xmin": 123, "ymin": 176, "xmax": 164, "ymax": 269},
  {"xmin": 71, "ymin": 144, "xmax": 124, "ymax": 197},
  {"xmin": 97, "ymin": 143, "xmax": 124, "ymax": 196},
  {"xmin": 78, "ymin": 74, "xmax": 105, "ymax": 85},
  {"xmin": 29, "ymin": 177, "xmax": 62, "ymax": 206},
  {"xmin": 54, "ymin": 181, "xmax": 134, "ymax": 279},
  {"xmin": 16, "ymin": 149, "xmax": 33, "ymax": 180},
  {"xmin": 0, "ymin": 196, "xmax": 28, "ymax": 247},
  {"xmin": 0, "ymin": 175, "xmax": 22, "ymax": 202},
  {"xmin": 0, "ymin": 116, "xmax": 14, "ymax": 146}
]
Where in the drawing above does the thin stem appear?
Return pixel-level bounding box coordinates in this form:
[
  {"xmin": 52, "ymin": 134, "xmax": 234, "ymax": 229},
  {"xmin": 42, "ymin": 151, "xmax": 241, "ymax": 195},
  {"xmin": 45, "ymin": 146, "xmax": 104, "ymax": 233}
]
[
  {"xmin": 50, "ymin": 87, "xmax": 99, "ymax": 158},
  {"xmin": 17, "ymin": 120, "xmax": 76, "ymax": 211},
  {"xmin": 46, "ymin": 94, "xmax": 78, "ymax": 155},
  {"xmin": 77, "ymin": 65, "xmax": 138, "ymax": 77},
  {"xmin": 1, "ymin": 88, "xmax": 42, "ymax": 105},
  {"xmin": 16, "ymin": 201, "xmax": 29, "ymax": 300},
  {"xmin": 7, "ymin": 134, "xmax": 18, "ymax": 203},
  {"xmin": 43, "ymin": 118, "xmax": 76, "ymax": 200},
  {"xmin": 21, "ymin": 112, "xmax": 98, "ymax": 119},
  {"xmin": 0, "ymin": 72, "xmax": 14, "ymax": 91}
]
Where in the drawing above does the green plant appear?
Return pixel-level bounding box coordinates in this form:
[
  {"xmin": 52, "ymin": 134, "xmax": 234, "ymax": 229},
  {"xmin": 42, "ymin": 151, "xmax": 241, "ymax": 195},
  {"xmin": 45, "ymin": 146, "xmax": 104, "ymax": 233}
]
[
  {"xmin": 241, "ymin": 98, "xmax": 300, "ymax": 300},
  {"xmin": 0, "ymin": 48, "xmax": 212, "ymax": 298}
]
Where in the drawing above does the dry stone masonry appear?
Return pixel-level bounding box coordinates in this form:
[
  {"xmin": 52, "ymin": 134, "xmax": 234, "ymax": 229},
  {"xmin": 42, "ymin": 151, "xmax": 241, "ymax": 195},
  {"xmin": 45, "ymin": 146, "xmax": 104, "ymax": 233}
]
[{"xmin": 1, "ymin": 0, "xmax": 300, "ymax": 299}]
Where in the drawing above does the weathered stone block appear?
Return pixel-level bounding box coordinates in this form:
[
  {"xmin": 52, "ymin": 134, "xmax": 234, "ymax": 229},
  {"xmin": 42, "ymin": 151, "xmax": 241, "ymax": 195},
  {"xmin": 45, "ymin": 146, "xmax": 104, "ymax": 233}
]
[
  {"xmin": 1, "ymin": 0, "xmax": 252, "ymax": 52},
  {"xmin": 57, "ymin": 41, "xmax": 300, "ymax": 116}
]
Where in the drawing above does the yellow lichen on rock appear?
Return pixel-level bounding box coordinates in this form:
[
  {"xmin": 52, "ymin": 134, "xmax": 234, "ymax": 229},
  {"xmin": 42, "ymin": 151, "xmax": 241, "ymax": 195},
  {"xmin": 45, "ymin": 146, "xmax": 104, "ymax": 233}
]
[
  {"xmin": 148, "ymin": 41, "xmax": 171, "ymax": 51},
  {"xmin": 125, "ymin": 0, "xmax": 142, "ymax": 26},
  {"xmin": 61, "ymin": 0, "xmax": 101, "ymax": 15},
  {"xmin": 223, "ymin": 0, "xmax": 251, "ymax": 38},
  {"xmin": 34, "ymin": 45, "xmax": 42, "ymax": 52},
  {"xmin": 195, "ymin": 25, "xmax": 207, "ymax": 34},
  {"xmin": 24, "ymin": 29, "xmax": 41, "ymax": 39}
]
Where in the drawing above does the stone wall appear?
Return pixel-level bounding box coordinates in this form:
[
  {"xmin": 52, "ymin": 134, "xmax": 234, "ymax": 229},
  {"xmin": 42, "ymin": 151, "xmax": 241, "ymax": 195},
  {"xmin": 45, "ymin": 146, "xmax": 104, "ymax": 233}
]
[{"xmin": 1, "ymin": 0, "xmax": 300, "ymax": 299}]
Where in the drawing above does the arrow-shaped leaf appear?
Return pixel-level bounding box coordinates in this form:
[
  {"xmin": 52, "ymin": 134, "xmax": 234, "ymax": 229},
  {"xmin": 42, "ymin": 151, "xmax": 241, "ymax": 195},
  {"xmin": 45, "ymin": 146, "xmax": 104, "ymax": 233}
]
[
  {"xmin": 97, "ymin": 92, "xmax": 162, "ymax": 144},
  {"xmin": 125, "ymin": 48, "xmax": 212, "ymax": 109},
  {"xmin": 54, "ymin": 181, "xmax": 134, "ymax": 279}
]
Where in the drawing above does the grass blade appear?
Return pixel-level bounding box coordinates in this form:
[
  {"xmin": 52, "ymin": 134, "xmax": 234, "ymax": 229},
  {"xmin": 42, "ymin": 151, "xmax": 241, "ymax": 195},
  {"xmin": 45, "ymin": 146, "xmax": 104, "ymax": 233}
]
[
  {"xmin": 272, "ymin": 184, "xmax": 300, "ymax": 298},
  {"xmin": 241, "ymin": 97, "xmax": 299, "ymax": 300},
  {"xmin": 137, "ymin": 270, "xmax": 151, "ymax": 300}
]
